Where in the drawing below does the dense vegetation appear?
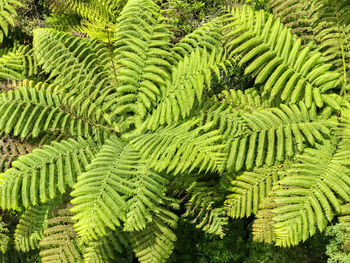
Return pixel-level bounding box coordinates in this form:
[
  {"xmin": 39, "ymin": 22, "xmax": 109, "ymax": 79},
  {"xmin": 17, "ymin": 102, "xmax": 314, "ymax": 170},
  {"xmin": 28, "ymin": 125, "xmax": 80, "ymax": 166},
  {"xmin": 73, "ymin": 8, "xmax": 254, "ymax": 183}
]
[{"xmin": 0, "ymin": 0, "xmax": 350, "ymax": 262}]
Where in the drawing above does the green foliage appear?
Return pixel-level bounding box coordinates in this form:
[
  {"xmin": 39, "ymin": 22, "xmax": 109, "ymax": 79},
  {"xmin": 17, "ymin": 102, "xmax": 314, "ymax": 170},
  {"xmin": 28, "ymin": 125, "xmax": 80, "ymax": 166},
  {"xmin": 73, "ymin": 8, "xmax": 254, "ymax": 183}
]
[
  {"xmin": 1, "ymin": 0, "xmax": 350, "ymax": 262},
  {"xmin": 0, "ymin": 44, "xmax": 38, "ymax": 80},
  {"xmin": 0, "ymin": 0, "xmax": 22, "ymax": 43},
  {"xmin": 225, "ymin": 5, "xmax": 343, "ymax": 108}
]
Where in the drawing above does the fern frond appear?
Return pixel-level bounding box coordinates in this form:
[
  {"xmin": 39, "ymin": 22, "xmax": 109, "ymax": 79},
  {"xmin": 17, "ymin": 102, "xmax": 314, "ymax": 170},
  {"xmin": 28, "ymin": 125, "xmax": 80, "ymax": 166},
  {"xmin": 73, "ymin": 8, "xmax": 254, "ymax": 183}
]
[
  {"xmin": 225, "ymin": 165, "xmax": 286, "ymax": 218},
  {"xmin": 131, "ymin": 118, "xmax": 227, "ymax": 175},
  {"xmin": 339, "ymin": 203, "xmax": 350, "ymax": 233},
  {"xmin": 0, "ymin": 0, "xmax": 22, "ymax": 43},
  {"xmin": 215, "ymin": 88, "xmax": 272, "ymax": 110},
  {"xmin": 33, "ymin": 29, "xmax": 118, "ymax": 106},
  {"xmin": 14, "ymin": 201, "xmax": 57, "ymax": 252},
  {"xmin": 313, "ymin": 0, "xmax": 350, "ymax": 87},
  {"xmin": 224, "ymin": 102, "xmax": 334, "ymax": 172},
  {"xmin": 0, "ymin": 137, "xmax": 99, "ymax": 210},
  {"xmin": 129, "ymin": 209, "xmax": 178, "ymax": 263},
  {"xmin": 0, "ymin": 132, "xmax": 36, "ymax": 172},
  {"xmin": 83, "ymin": 231, "xmax": 131, "ymax": 263},
  {"xmin": 143, "ymin": 47, "xmax": 227, "ymax": 131},
  {"xmin": 184, "ymin": 182, "xmax": 228, "ymax": 238},
  {"xmin": 268, "ymin": 0, "xmax": 316, "ymax": 43},
  {"xmin": 49, "ymin": 0, "xmax": 117, "ymax": 23},
  {"xmin": 172, "ymin": 16, "xmax": 224, "ymax": 58},
  {"xmin": 45, "ymin": 13, "xmax": 81, "ymax": 32},
  {"xmin": 39, "ymin": 206, "xmax": 83, "ymax": 263},
  {"xmin": 252, "ymin": 197, "xmax": 279, "ymax": 243},
  {"xmin": 0, "ymin": 87, "xmax": 110, "ymax": 139},
  {"xmin": 0, "ymin": 221, "xmax": 11, "ymax": 253},
  {"xmin": 272, "ymin": 141, "xmax": 350, "ymax": 246},
  {"xmin": 0, "ymin": 45, "xmax": 38, "ymax": 80},
  {"xmin": 71, "ymin": 136, "xmax": 170, "ymax": 240},
  {"xmin": 224, "ymin": 5, "xmax": 341, "ymax": 108},
  {"xmin": 103, "ymin": 0, "xmax": 175, "ymax": 127}
]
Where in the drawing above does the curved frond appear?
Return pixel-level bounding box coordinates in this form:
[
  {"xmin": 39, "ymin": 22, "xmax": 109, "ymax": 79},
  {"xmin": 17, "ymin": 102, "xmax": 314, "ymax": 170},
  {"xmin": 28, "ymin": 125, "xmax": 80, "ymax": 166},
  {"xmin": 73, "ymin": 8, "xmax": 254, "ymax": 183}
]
[
  {"xmin": 131, "ymin": 118, "xmax": 227, "ymax": 175},
  {"xmin": 313, "ymin": 0, "xmax": 350, "ymax": 87},
  {"xmin": 268, "ymin": 0, "xmax": 316, "ymax": 43},
  {"xmin": 33, "ymin": 28, "xmax": 117, "ymax": 106},
  {"xmin": 103, "ymin": 0, "xmax": 175, "ymax": 126},
  {"xmin": 14, "ymin": 201, "xmax": 57, "ymax": 252},
  {"xmin": 252, "ymin": 197, "xmax": 279, "ymax": 244},
  {"xmin": 71, "ymin": 136, "xmax": 170, "ymax": 240},
  {"xmin": 0, "ymin": 221, "xmax": 11, "ymax": 253},
  {"xmin": 129, "ymin": 209, "xmax": 178, "ymax": 263},
  {"xmin": 0, "ymin": 87, "xmax": 110, "ymax": 139},
  {"xmin": 0, "ymin": 137, "xmax": 99, "ymax": 210},
  {"xmin": 0, "ymin": 45, "xmax": 38, "ymax": 80},
  {"xmin": 184, "ymin": 182, "xmax": 228, "ymax": 237},
  {"xmin": 39, "ymin": 206, "xmax": 83, "ymax": 263},
  {"xmin": 83, "ymin": 231, "xmax": 131, "ymax": 263},
  {"xmin": 143, "ymin": 47, "xmax": 227, "ymax": 131},
  {"xmin": 224, "ymin": 5, "xmax": 342, "ymax": 107},
  {"xmin": 0, "ymin": 0, "xmax": 22, "ymax": 43},
  {"xmin": 272, "ymin": 141, "xmax": 350, "ymax": 246},
  {"xmin": 224, "ymin": 102, "xmax": 334, "ymax": 172},
  {"xmin": 225, "ymin": 165, "xmax": 285, "ymax": 218},
  {"xmin": 172, "ymin": 16, "xmax": 224, "ymax": 58},
  {"xmin": 0, "ymin": 132, "xmax": 36, "ymax": 172}
]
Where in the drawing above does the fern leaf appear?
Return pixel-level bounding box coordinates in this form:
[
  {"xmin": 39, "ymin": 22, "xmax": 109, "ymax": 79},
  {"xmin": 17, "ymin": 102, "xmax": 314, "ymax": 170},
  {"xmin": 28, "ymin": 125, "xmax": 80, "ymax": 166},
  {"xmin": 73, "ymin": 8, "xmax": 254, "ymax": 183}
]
[
  {"xmin": 103, "ymin": 0, "xmax": 174, "ymax": 126},
  {"xmin": 225, "ymin": 165, "xmax": 285, "ymax": 218},
  {"xmin": 272, "ymin": 141, "xmax": 350, "ymax": 246},
  {"xmin": 14, "ymin": 201, "xmax": 57, "ymax": 252},
  {"xmin": 83, "ymin": 231, "xmax": 131, "ymax": 263},
  {"xmin": 172, "ymin": 16, "xmax": 224, "ymax": 58},
  {"xmin": 143, "ymin": 47, "xmax": 227, "ymax": 131},
  {"xmin": 252, "ymin": 197, "xmax": 279, "ymax": 244},
  {"xmin": 39, "ymin": 206, "xmax": 83, "ymax": 263},
  {"xmin": 33, "ymin": 28, "xmax": 117, "ymax": 107},
  {"xmin": 71, "ymin": 136, "xmax": 170, "ymax": 240},
  {"xmin": 0, "ymin": 132, "xmax": 36, "ymax": 172},
  {"xmin": 0, "ymin": 221, "xmax": 11, "ymax": 254},
  {"xmin": 268, "ymin": 0, "xmax": 316, "ymax": 44},
  {"xmin": 184, "ymin": 182, "xmax": 228, "ymax": 238},
  {"xmin": 313, "ymin": 0, "xmax": 350, "ymax": 88},
  {"xmin": 131, "ymin": 118, "xmax": 227, "ymax": 175},
  {"xmin": 0, "ymin": 0, "xmax": 22, "ymax": 43},
  {"xmin": 224, "ymin": 5, "xmax": 342, "ymax": 107},
  {"xmin": 0, "ymin": 45, "xmax": 38, "ymax": 80},
  {"xmin": 0, "ymin": 87, "xmax": 109, "ymax": 139},
  {"xmin": 224, "ymin": 102, "xmax": 334, "ymax": 172},
  {"xmin": 0, "ymin": 137, "xmax": 99, "ymax": 210},
  {"xmin": 129, "ymin": 209, "xmax": 178, "ymax": 263}
]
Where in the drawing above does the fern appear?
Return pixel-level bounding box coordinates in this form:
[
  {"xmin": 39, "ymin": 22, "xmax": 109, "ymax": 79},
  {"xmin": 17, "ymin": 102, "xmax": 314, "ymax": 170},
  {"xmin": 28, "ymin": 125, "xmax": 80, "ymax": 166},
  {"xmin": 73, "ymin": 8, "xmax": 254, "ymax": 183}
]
[
  {"xmin": 225, "ymin": 165, "xmax": 285, "ymax": 218},
  {"xmin": 39, "ymin": 206, "xmax": 83, "ymax": 263},
  {"xmin": 183, "ymin": 182, "xmax": 228, "ymax": 238},
  {"xmin": 224, "ymin": 102, "xmax": 334, "ymax": 172},
  {"xmin": 0, "ymin": 0, "xmax": 22, "ymax": 43},
  {"xmin": 252, "ymin": 197, "xmax": 279, "ymax": 243},
  {"xmin": 0, "ymin": 45, "xmax": 38, "ymax": 80},
  {"xmin": 83, "ymin": 231, "xmax": 131, "ymax": 263},
  {"xmin": 14, "ymin": 201, "xmax": 57, "ymax": 252},
  {"xmin": 0, "ymin": 86, "xmax": 110, "ymax": 139},
  {"xmin": 0, "ymin": 221, "xmax": 11, "ymax": 253},
  {"xmin": 268, "ymin": 0, "xmax": 316, "ymax": 43},
  {"xmin": 224, "ymin": 5, "xmax": 342, "ymax": 108},
  {"xmin": 272, "ymin": 141, "xmax": 350, "ymax": 246},
  {"xmin": 0, "ymin": 137, "xmax": 99, "ymax": 210},
  {"xmin": 0, "ymin": 132, "xmax": 36, "ymax": 172},
  {"xmin": 312, "ymin": 0, "xmax": 350, "ymax": 88},
  {"xmin": 70, "ymin": 136, "xmax": 173, "ymax": 241},
  {"xmin": 129, "ymin": 210, "xmax": 177, "ymax": 263}
]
